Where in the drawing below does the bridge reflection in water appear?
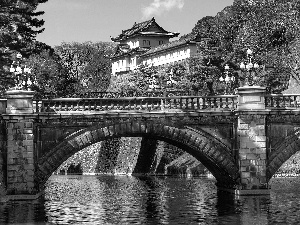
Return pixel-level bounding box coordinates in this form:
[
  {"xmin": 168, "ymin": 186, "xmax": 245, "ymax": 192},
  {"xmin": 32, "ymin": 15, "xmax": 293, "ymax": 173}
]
[{"xmin": 1, "ymin": 175, "xmax": 300, "ymax": 224}]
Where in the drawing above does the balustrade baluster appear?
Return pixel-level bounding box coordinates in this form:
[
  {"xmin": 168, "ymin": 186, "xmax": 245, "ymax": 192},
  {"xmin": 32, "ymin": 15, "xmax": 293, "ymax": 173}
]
[
  {"xmin": 165, "ymin": 98, "xmax": 169, "ymax": 109},
  {"xmin": 116, "ymin": 100, "xmax": 120, "ymax": 110},
  {"xmin": 179, "ymin": 97, "xmax": 183, "ymax": 109},
  {"xmin": 208, "ymin": 98, "xmax": 212, "ymax": 109},
  {"xmin": 270, "ymin": 96, "xmax": 273, "ymax": 108},
  {"xmin": 170, "ymin": 98, "xmax": 173, "ymax": 109},
  {"xmin": 34, "ymin": 101, "xmax": 39, "ymax": 112},
  {"xmin": 145, "ymin": 101, "xmax": 149, "ymax": 111},
  {"xmin": 80, "ymin": 100, "xmax": 84, "ymax": 111},
  {"xmin": 192, "ymin": 97, "xmax": 195, "ymax": 109},
  {"xmin": 58, "ymin": 101, "xmax": 61, "ymax": 111},
  {"xmin": 231, "ymin": 97, "xmax": 235, "ymax": 109},
  {"xmin": 93, "ymin": 100, "xmax": 97, "ymax": 111},
  {"xmin": 174, "ymin": 98, "xmax": 178, "ymax": 109},
  {"xmin": 225, "ymin": 97, "xmax": 229, "ymax": 109},
  {"xmin": 121, "ymin": 99, "xmax": 125, "ymax": 110},
  {"xmin": 139, "ymin": 99, "xmax": 143, "ymax": 110},
  {"xmin": 218, "ymin": 97, "xmax": 221, "ymax": 109},
  {"xmin": 182, "ymin": 97, "xmax": 186, "ymax": 109},
  {"xmin": 128, "ymin": 99, "xmax": 132, "ymax": 110},
  {"xmin": 202, "ymin": 97, "xmax": 206, "ymax": 109},
  {"xmin": 287, "ymin": 96, "xmax": 290, "ymax": 107},
  {"xmin": 214, "ymin": 98, "xmax": 218, "ymax": 109},
  {"xmin": 111, "ymin": 100, "xmax": 114, "ymax": 110},
  {"xmin": 276, "ymin": 97, "xmax": 280, "ymax": 108},
  {"xmin": 70, "ymin": 101, "xmax": 74, "ymax": 111},
  {"xmin": 104, "ymin": 100, "xmax": 109, "ymax": 111},
  {"xmin": 42, "ymin": 101, "xmax": 46, "ymax": 112},
  {"xmin": 76, "ymin": 100, "xmax": 79, "ymax": 111},
  {"xmin": 99, "ymin": 99, "xmax": 103, "ymax": 111},
  {"xmin": 45, "ymin": 101, "xmax": 49, "ymax": 112},
  {"xmin": 50, "ymin": 101, "xmax": 54, "ymax": 111},
  {"xmin": 196, "ymin": 97, "xmax": 200, "ymax": 109},
  {"xmin": 87, "ymin": 100, "xmax": 91, "ymax": 111},
  {"xmin": 133, "ymin": 98, "xmax": 137, "ymax": 110}
]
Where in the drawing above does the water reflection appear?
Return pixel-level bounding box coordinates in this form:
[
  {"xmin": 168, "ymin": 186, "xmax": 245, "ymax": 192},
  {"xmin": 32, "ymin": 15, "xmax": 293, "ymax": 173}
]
[
  {"xmin": 0, "ymin": 198, "xmax": 46, "ymax": 224},
  {"xmin": 1, "ymin": 176, "xmax": 300, "ymax": 224}
]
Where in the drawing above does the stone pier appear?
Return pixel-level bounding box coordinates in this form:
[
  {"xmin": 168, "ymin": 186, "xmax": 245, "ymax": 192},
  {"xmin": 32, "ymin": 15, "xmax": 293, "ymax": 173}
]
[
  {"xmin": 235, "ymin": 86, "xmax": 269, "ymax": 195},
  {"xmin": 2, "ymin": 90, "xmax": 39, "ymax": 199}
]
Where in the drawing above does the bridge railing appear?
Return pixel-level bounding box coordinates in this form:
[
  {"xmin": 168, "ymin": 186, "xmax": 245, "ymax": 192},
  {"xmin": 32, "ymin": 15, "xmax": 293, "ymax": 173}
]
[
  {"xmin": 34, "ymin": 95, "xmax": 238, "ymax": 113},
  {"xmin": 33, "ymin": 90, "xmax": 197, "ymax": 99},
  {"xmin": 265, "ymin": 94, "xmax": 300, "ymax": 109}
]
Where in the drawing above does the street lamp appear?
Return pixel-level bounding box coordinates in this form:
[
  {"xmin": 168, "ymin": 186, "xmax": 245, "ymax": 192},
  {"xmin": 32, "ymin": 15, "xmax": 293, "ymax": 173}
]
[
  {"xmin": 239, "ymin": 49, "xmax": 260, "ymax": 86},
  {"xmin": 148, "ymin": 75, "xmax": 160, "ymax": 90},
  {"xmin": 219, "ymin": 64, "xmax": 235, "ymax": 94},
  {"xmin": 166, "ymin": 69, "xmax": 177, "ymax": 88},
  {"xmin": 9, "ymin": 53, "xmax": 33, "ymax": 90}
]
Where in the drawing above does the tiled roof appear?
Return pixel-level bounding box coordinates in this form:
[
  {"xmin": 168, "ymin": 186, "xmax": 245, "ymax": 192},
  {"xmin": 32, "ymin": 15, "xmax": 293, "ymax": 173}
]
[
  {"xmin": 111, "ymin": 17, "xmax": 178, "ymax": 42},
  {"xmin": 140, "ymin": 38, "xmax": 196, "ymax": 56},
  {"xmin": 123, "ymin": 18, "xmax": 158, "ymax": 37},
  {"xmin": 110, "ymin": 46, "xmax": 149, "ymax": 59}
]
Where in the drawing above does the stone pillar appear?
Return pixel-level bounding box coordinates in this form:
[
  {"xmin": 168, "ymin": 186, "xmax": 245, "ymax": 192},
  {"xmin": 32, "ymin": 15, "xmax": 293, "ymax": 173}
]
[
  {"xmin": 236, "ymin": 86, "xmax": 269, "ymax": 195},
  {"xmin": 6, "ymin": 90, "xmax": 35, "ymax": 114},
  {"xmin": 3, "ymin": 90, "xmax": 38, "ymax": 198},
  {"xmin": 237, "ymin": 86, "xmax": 266, "ymax": 111},
  {"xmin": 133, "ymin": 137, "xmax": 159, "ymax": 174}
]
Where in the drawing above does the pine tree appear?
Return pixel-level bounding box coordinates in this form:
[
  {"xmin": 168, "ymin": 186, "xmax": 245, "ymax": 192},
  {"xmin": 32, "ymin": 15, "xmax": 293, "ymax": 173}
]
[{"xmin": 0, "ymin": 0, "xmax": 48, "ymax": 91}]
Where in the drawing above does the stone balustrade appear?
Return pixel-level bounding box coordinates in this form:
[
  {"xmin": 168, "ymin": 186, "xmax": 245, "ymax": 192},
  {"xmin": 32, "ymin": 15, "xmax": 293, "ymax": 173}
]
[
  {"xmin": 34, "ymin": 95, "xmax": 237, "ymax": 113},
  {"xmin": 265, "ymin": 94, "xmax": 300, "ymax": 109}
]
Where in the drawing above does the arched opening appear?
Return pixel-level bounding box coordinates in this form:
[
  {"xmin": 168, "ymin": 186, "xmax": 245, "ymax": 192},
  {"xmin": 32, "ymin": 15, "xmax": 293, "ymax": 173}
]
[
  {"xmin": 267, "ymin": 130, "xmax": 300, "ymax": 181},
  {"xmin": 36, "ymin": 122, "xmax": 238, "ymax": 190}
]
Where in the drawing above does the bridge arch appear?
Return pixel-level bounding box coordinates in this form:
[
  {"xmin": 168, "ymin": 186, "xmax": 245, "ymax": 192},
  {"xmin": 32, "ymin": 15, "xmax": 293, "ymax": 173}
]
[
  {"xmin": 267, "ymin": 128, "xmax": 300, "ymax": 180},
  {"xmin": 36, "ymin": 121, "xmax": 239, "ymax": 189}
]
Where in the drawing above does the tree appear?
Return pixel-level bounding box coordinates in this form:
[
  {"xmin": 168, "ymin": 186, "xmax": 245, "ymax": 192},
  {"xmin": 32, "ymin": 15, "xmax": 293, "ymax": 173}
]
[
  {"xmin": 0, "ymin": 0, "xmax": 48, "ymax": 92},
  {"xmin": 26, "ymin": 49, "xmax": 77, "ymax": 97},
  {"xmin": 54, "ymin": 42, "xmax": 116, "ymax": 94},
  {"xmin": 187, "ymin": 0, "xmax": 300, "ymax": 94}
]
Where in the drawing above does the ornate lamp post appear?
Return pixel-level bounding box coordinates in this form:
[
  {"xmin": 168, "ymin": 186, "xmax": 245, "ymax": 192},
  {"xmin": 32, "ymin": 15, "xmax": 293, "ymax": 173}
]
[
  {"xmin": 239, "ymin": 49, "xmax": 260, "ymax": 86},
  {"xmin": 9, "ymin": 53, "xmax": 33, "ymax": 90},
  {"xmin": 236, "ymin": 48, "xmax": 266, "ymax": 111},
  {"xmin": 6, "ymin": 53, "xmax": 36, "ymax": 114},
  {"xmin": 166, "ymin": 69, "xmax": 177, "ymax": 88},
  {"xmin": 219, "ymin": 64, "xmax": 235, "ymax": 94},
  {"xmin": 148, "ymin": 74, "xmax": 160, "ymax": 90}
]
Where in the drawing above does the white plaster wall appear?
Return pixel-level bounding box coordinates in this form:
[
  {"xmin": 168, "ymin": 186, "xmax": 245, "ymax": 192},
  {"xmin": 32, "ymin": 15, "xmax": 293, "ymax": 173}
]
[{"xmin": 141, "ymin": 44, "xmax": 196, "ymax": 66}]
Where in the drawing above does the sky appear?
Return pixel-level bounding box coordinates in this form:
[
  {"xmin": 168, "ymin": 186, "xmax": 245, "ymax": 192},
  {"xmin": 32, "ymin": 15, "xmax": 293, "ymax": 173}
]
[{"xmin": 36, "ymin": 0, "xmax": 234, "ymax": 47}]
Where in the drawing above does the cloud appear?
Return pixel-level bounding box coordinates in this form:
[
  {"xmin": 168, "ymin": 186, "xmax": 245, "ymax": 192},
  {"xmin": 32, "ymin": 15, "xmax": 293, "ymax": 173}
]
[{"xmin": 142, "ymin": 0, "xmax": 185, "ymax": 19}]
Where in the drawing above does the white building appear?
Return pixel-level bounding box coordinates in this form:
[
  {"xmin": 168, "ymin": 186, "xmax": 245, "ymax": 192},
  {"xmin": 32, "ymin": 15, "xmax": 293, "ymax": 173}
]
[{"xmin": 110, "ymin": 18, "xmax": 198, "ymax": 75}]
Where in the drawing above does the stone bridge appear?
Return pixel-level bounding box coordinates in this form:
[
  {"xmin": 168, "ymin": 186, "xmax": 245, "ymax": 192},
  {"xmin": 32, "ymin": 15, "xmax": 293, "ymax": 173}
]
[{"xmin": 1, "ymin": 86, "xmax": 300, "ymax": 199}]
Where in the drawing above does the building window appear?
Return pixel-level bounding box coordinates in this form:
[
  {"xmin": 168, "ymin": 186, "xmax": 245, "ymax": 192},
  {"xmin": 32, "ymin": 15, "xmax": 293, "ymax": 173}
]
[
  {"xmin": 143, "ymin": 40, "xmax": 150, "ymax": 46},
  {"xmin": 159, "ymin": 40, "xmax": 164, "ymax": 45}
]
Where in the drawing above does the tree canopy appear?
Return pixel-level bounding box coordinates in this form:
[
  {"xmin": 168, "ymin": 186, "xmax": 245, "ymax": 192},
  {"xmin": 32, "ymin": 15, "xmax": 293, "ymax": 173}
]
[
  {"xmin": 0, "ymin": 0, "xmax": 48, "ymax": 92},
  {"xmin": 27, "ymin": 42, "xmax": 117, "ymax": 97}
]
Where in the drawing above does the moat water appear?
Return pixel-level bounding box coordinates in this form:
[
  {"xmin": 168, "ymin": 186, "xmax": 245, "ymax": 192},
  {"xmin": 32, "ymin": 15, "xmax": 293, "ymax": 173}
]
[{"xmin": 0, "ymin": 175, "xmax": 300, "ymax": 224}]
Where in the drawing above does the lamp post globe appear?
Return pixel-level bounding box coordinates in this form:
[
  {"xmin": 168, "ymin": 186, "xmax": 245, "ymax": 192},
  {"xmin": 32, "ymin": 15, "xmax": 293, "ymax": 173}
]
[{"xmin": 9, "ymin": 52, "xmax": 33, "ymax": 90}]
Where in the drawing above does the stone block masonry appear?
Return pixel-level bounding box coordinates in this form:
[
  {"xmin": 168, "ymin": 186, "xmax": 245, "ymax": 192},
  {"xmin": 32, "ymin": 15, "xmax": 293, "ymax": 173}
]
[
  {"xmin": 0, "ymin": 120, "xmax": 6, "ymax": 196},
  {"xmin": 238, "ymin": 114, "xmax": 268, "ymax": 190},
  {"xmin": 5, "ymin": 117, "xmax": 36, "ymax": 194}
]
